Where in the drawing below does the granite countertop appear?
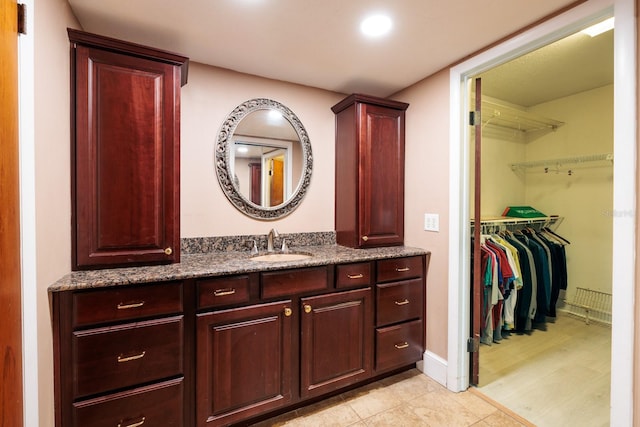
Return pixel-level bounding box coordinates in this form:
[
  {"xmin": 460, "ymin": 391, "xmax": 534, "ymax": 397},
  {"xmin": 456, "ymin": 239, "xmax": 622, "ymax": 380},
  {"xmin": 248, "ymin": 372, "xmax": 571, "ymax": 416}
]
[{"xmin": 49, "ymin": 244, "xmax": 429, "ymax": 292}]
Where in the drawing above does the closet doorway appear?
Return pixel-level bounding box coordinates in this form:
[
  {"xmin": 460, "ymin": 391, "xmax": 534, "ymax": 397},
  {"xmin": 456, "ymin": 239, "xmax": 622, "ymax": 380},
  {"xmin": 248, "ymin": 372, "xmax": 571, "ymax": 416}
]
[{"xmin": 469, "ymin": 19, "xmax": 613, "ymax": 426}]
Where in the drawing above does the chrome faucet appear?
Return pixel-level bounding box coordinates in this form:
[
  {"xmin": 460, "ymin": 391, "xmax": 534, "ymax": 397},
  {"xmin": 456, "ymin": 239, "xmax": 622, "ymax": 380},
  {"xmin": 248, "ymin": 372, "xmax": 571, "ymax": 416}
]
[{"xmin": 267, "ymin": 228, "xmax": 280, "ymax": 252}]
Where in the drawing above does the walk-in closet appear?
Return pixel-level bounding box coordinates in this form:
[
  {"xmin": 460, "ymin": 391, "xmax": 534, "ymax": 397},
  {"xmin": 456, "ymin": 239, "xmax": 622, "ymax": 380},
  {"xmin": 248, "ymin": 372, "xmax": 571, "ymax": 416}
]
[{"xmin": 470, "ymin": 20, "xmax": 613, "ymax": 427}]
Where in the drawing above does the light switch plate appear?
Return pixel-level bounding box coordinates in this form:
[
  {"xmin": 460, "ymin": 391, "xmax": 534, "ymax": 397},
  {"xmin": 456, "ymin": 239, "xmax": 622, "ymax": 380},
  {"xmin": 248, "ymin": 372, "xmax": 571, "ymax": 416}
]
[{"xmin": 424, "ymin": 213, "xmax": 439, "ymax": 232}]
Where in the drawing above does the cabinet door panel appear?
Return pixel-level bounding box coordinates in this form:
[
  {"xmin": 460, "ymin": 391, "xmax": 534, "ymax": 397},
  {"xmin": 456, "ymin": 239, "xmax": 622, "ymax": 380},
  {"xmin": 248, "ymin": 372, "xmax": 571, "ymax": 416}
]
[
  {"xmin": 335, "ymin": 262, "xmax": 373, "ymax": 289},
  {"xmin": 196, "ymin": 301, "xmax": 293, "ymax": 426},
  {"xmin": 300, "ymin": 288, "xmax": 373, "ymax": 399},
  {"xmin": 261, "ymin": 266, "xmax": 328, "ymax": 299},
  {"xmin": 73, "ymin": 45, "xmax": 180, "ymax": 269},
  {"xmin": 376, "ymin": 278, "xmax": 424, "ymax": 327},
  {"xmin": 375, "ymin": 319, "xmax": 423, "ymax": 372},
  {"xmin": 377, "ymin": 256, "xmax": 423, "ymax": 283},
  {"xmin": 72, "ymin": 316, "xmax": 183, "ymax": 398},
  {"xmin": 72, "ymin": 378, "xmax": 183, "ymax": 427},
  {"xmin": 358, "ymin": 103, "xmax": 405, "ymax": 247},
  {"xmin": 73, "ymin": 282, "xmax": 183, "ymax": 328}
]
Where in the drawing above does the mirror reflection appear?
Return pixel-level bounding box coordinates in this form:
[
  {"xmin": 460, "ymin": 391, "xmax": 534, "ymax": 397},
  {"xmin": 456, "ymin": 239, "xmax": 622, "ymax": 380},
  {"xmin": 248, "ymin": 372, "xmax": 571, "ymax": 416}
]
[
  {"xmin": 231, "ymin": 109, "xmax": 303, "ymax": 207},
  {"xmin": 215, "ymin": 99, "xmax": 312, "ymax": 220}
]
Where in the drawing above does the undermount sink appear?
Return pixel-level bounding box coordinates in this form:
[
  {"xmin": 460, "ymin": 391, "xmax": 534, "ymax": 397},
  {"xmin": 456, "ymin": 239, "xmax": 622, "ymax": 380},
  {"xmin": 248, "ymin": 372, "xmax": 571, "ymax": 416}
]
[{"xmin": 251, "ymin": 252, "xmax": 312, "ymax": 262}]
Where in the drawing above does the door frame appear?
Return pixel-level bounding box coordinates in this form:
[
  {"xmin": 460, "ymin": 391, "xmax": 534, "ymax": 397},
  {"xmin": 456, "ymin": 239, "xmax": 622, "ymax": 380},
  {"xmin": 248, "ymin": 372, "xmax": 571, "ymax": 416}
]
[
  {"xmin": 18, "ymin": 0, "xmax": 38, "ymax": 425},
  {"xmin": 446, "ymin": 0, "xmax": 635, "ymax": 426}
]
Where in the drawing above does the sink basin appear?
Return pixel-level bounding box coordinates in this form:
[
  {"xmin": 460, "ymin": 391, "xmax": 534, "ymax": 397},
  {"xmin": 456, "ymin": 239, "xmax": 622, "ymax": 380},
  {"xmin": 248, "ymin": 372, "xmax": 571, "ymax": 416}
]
[{"xmin": 251, "ymin": 252, "xmax": 312, "ymax": 262}]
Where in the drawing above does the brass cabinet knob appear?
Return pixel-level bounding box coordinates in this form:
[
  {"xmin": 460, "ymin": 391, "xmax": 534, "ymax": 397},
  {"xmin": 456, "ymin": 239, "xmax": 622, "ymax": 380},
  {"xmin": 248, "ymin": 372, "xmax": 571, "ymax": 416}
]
[
  {"xmin": 303, "ymin": 304, "xmax": 312, "ymax": 314},
  {"xmin": 284, "ymin": 307, "xmax": 292, "ymax": 317},
  {"xmin": 164, "ymin": 247, "xmax": 173, "ymax": 255},
  {"xmin": 362, "ymin": 236, "xmax": 369, "ymax": 242}
]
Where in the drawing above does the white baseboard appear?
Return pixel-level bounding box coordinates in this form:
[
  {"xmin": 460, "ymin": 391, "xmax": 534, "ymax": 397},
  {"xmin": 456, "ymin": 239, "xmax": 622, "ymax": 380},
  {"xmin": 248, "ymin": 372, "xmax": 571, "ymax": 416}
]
[{"xmin": 420, "ymin": 350, "xmax": 448, "ymax": 387}]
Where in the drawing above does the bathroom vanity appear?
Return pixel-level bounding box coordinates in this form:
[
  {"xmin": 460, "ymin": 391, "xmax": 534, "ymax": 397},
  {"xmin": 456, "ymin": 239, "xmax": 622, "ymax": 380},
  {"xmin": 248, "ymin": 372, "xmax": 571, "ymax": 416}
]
[{"xmin": 50, "ymin": 239, "xmax": 429, "ymax": 427}]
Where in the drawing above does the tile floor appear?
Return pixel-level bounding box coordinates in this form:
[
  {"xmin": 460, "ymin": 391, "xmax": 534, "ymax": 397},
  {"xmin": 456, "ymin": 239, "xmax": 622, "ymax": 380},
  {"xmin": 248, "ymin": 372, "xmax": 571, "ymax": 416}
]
[{"xmin": 253, "ymin": 369, "xmax": 533, "ymax": 426}]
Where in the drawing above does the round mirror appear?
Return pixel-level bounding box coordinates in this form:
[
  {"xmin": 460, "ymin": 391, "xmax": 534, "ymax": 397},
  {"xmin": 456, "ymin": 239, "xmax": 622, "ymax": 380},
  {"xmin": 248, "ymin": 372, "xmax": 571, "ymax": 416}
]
[{"xmin": 215, "ymin": 98, "xmax": 313, "ymax": 220}]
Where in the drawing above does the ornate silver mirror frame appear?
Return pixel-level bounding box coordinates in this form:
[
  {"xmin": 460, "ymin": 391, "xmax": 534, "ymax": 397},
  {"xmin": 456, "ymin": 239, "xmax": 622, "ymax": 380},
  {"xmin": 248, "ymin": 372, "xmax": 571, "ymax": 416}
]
[{"xmin": 215, "ymin": 98, "xmax": 313, "ymax": 220}]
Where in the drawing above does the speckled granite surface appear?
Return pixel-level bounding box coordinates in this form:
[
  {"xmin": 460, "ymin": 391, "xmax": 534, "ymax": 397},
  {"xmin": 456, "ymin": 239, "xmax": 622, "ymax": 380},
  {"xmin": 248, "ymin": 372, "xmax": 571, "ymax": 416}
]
[
  {"xmin": 180, "ymin": 231, "xmax": 336, "ymax": 254},
  {"xmin": 49, "ymin": 233, "xmax": 428, "ymax": 292}
]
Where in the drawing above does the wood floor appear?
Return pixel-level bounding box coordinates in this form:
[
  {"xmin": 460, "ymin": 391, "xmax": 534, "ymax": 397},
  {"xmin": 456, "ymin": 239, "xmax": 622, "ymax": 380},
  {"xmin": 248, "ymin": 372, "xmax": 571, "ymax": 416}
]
[{"xmin": 476, "ymin": 313, "xmax": 611, "ymax": 427}]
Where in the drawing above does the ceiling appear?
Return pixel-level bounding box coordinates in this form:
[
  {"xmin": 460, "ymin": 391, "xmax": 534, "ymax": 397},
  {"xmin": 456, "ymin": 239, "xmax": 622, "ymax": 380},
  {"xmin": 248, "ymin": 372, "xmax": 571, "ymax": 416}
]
[{"xmin": 67, "ymin": 0, "xmax": 612, "ymax": 106}]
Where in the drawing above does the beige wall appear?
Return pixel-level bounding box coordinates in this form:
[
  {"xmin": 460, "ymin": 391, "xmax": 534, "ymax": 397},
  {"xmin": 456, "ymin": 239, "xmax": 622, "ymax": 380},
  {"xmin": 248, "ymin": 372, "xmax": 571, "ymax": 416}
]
[
  {"xmin": 34, "ymin": 0, "xmax": 80, "ymax": 425},
  {"xmin": 394, "ymin": 69, "xmax": 451, "ymax": 359},
  {"xmin": 181, "ymin": 63, "xmax": 344, "ymax": 237}
]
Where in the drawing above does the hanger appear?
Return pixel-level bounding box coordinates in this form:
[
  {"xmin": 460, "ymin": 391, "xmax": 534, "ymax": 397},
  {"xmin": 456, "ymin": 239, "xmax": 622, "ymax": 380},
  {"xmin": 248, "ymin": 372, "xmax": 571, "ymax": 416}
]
[{"xmin": 542, "ymin": 227, "xmax": 571, "ymax": 245}]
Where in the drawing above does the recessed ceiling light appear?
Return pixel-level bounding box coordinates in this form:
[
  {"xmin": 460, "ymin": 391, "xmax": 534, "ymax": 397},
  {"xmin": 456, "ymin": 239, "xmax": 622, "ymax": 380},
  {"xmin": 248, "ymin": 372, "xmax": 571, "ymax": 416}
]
[
  {"xmin": 581, "ymin": 17, "xmax": 614, "ymax": 37},
  {"xmin": 360, "ymin": 14, "xmax": 392, "ymax": 38}
]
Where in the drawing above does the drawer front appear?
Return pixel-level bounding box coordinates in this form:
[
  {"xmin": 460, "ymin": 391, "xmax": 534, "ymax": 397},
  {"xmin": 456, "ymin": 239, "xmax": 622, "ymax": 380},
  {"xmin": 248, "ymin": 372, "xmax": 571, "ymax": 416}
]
[
  {"xmin": 376, "ymin": 278, "xmax": 423, "ymax": 327},
  {"xmin": 73, "ymin": 316, "xmax": 183, "ymax": 398},
  {"xmin": 377, "ymin": 256, "xmax": 423, "ymax": 283},
  {"xmin": 262, "ymin": 266, "xmax": 329, "ymax": 299},
  {"xmin": 73, "ymin": 378, "xmax": 183, "ymax": 427},
  {"xmin": 73, "ymin": 282, "xmax": 183, "ymax": 328},
  {"xmin": 335, "ymin": 262, "xmax": 373, "ymax": 289},
  {"xmin": 197, "ymin": 275, "xmax": 251, "ymax": 309},
  {"xmin": 375, "ymin": 319, "xmax": 423, "ymax": 372}
]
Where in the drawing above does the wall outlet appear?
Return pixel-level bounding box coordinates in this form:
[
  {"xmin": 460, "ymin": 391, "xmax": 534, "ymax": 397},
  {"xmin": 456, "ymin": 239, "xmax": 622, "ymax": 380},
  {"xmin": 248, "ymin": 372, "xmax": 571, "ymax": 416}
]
[{"xmin": 424, "ymin": 213, "xmax": 439, "ymax": 232}]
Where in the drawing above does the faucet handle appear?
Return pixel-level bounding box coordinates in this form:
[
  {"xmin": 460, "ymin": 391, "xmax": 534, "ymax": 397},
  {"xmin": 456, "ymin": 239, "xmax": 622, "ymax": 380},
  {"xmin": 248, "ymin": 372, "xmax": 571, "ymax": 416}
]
[
  {"xmin": 281, "ymin": 239, "xmax": 289, "ymax": 253},
  {"xmin": 250, "ymin": 240, "xmax": 259, "ymax": 255}
]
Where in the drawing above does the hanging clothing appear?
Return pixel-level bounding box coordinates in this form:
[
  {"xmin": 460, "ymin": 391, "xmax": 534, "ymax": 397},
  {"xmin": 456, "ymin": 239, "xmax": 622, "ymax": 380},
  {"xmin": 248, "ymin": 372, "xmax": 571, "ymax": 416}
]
[{"xmin": 473, "ymin": 225, "xmax": 569, "ymax": 342}]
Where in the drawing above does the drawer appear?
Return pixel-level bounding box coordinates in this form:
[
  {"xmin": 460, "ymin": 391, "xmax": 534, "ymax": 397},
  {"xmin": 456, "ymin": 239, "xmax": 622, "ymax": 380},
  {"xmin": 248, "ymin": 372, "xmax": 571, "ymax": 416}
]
[
  {"xmin": 376, "ymin": 278, "xmax": 423, "ymax": 327},
  {"xmin": 72, "ymin": 316, "xmax": 183, "ymax": 398},
  {"xmin": 73, "ymin": 282, "xmax": 183, "ymax": 328},
  {"xmin": 261, "ymin": 266, "xmax": 328, "ymax": 299},
  {"xmin": 376, "ymin": 256, "xmax": 423, "ymax": 283},
  {"xmin": 375, "ymin": 319, "xmax": 423, "ymax": 372},
  {"xmin": 335, "ymin": 262, "xmax": 373, "ymax": 289},
  {"xmin": 198, "ymin": 275, "xmax": 251, "ymax": 309},
  {"xmin": 73, "ymin": 378, "xmax": 183, "ymax": 427}
]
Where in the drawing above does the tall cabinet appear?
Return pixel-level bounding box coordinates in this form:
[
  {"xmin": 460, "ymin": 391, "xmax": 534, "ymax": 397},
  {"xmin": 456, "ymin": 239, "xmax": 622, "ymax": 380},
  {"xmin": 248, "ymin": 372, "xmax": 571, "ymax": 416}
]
[
  {"xmin": 332, "ymin": 94, "xmax": 409, "ymax": 248},
  {"xmin": 68, "ymin": 29, "xmax": 188, "ymax": 270}
]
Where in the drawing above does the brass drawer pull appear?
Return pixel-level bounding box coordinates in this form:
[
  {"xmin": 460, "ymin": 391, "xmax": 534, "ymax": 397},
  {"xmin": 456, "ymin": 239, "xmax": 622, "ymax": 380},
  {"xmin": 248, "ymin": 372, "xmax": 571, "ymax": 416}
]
[
  {"xmin": 395, "ymin": 342, "xmax": 409, "ymax": 349},
  {"xmin": 117, "ymin": 301, "xmax": 145, "ymax": 310},
  {"xmin": 395, "ymin": 299, "xmax": 410, "ymax": 306},
  {"xmin": 213, "ymin": 288, "xmax": 236, "ymax": 297},
  {"xmin": 347, "ymin": 273, "xmax": 364, "ymax": 279},
  {"xmin": 303, "ymin": 304, "xmax": 312, "ymax": 314},
  {"xmin": 117, "ymin": 351, "xmax": 146, "ymax": 363},
  {"xmin": 284, "ymin": 307, "xmax": 292, "ymax": 317},
  {"xmin": 395, "ymin": 267, "xmax": 410, "ymax": 272},
  {"xmin": 118, "ymin": 417, "xmax": 146, "ymax": 427}
]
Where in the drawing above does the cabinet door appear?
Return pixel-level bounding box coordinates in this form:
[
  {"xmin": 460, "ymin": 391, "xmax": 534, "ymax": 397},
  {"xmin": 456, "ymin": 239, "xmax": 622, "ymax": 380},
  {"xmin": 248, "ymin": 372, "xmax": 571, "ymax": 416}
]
[
  {"xmin": 196, "ymin": 300, "xmax": 293, "ymax": 426},
  {"xmin": 300, "ymin": 288, "xmax": 373, "ymax": 399},
  {"xmin": 358, "ymin": 103, "xmax": 405, "ymax": 247},
  {"xmin": 72, "ymin": 44, "xmax": 180, "ymax": 269}
]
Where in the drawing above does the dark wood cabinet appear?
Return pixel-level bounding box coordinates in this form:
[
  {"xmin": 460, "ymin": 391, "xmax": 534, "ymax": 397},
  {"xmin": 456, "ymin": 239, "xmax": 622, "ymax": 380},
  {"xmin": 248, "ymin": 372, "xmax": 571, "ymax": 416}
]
[
  {"xmin": 300, "ymin": 288, "xmax": 373, "ymax": 399},
  {"xmin": 52, "ymin": 281, "xmax": 189, "ymax": 427},
  {"xmin": 68, "ymin": 29, "xmax": 188, "ymax": 270},
  {"xmin": 196, "ymin": 300, "xmax": 293, "ymax": 426},
  {"xmin": 53, "ymin": 254, "xmax": 428, "ymax": 427},
  {"xmin": 332, "ymin": 94, "xmax": 409, "ymax": 248},
  {"xmin": 374, "ymin": 255, "xmax": 429, "ymax": 373}
]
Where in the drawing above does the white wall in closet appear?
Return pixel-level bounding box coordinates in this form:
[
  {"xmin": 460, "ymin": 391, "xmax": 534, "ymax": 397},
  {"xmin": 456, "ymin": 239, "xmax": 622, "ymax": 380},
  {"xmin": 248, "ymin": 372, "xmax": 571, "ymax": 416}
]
[
  {"xmin": 477, "ymin": 84, "xmax": 613, "ymax": 301},
  {"xmin": 526, "ymin": 84, "xmax": 613, "ymax": 299}
]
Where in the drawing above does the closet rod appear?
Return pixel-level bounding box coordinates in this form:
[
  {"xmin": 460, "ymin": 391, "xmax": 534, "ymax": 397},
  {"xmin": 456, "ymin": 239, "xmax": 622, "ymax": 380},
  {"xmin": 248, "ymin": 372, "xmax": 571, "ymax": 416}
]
[{"xmin": 510, "ymin": 153, "xmax": 613, "ymax": 171}]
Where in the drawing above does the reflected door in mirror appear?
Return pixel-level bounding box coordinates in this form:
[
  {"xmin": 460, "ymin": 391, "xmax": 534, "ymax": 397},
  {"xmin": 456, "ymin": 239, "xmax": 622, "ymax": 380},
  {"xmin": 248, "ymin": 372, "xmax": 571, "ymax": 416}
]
[{"xmin": 249, "ymin": 163, "xmax": 261, "ymax": 205}]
